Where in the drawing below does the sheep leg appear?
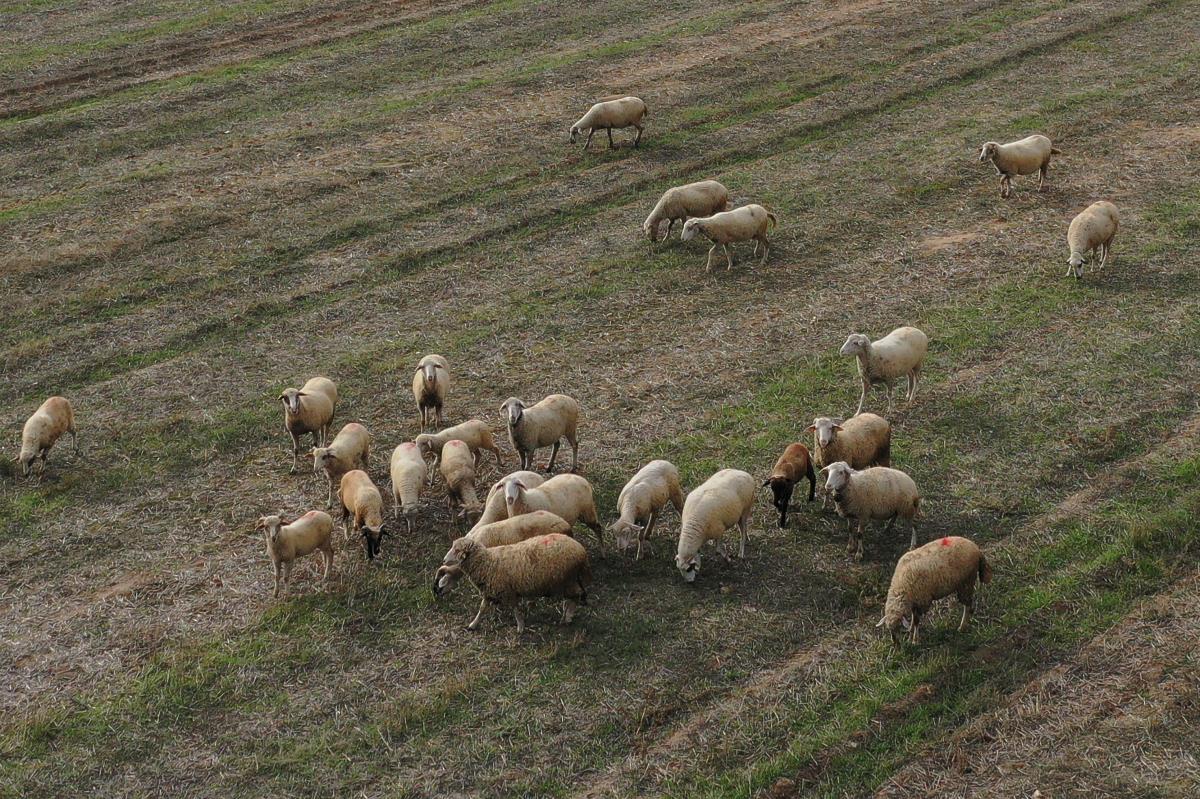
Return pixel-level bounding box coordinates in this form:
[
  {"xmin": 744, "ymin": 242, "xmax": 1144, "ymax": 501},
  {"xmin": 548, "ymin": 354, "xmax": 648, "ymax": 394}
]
[
  {"xmin": 883, "ymin": 514, "xmax": 897, "ymax": 534},
  {"xmin": 281, "ymin": 561, "xmax": 292, "ymax": 597},
  {"xmin": 909, "ymin": 519, "xmax": 918, "ymax": 549},
  {"xmin": 909, "ymin": 615, "xmax": 921, "ymax": 645},
  {"xmin": 855, "ymin": 381, "xmax": 868, "ymax": 416},
  {"xmin": 958, "ymin": 603, "xmax": 973, "ymax": 632},
  {"xmin": 568, "ymin": 434, "xmax": 579, "ymax": 472},
  {"xmin": 562, "ymin": 599, "xmax": 578, "ymax": 625},
  {"xmin": 321, "ymin": 546, "xmax": 333, "ymax": 582},
  {"xmin": 467, "ymin": 597, "xmax": 489, "ymax": 630},
  {"xmin": 633, "ymin": 124, "xmax": 643, "ymax": 147},
  {"xmin": 584, "ymin": 129, "xmax": 595, "ymax": 150},
  {"xmin": 490, "ymin": 444, "xmax": 505, "ymax": 467},
  {"xmin": 327, "ymin": 477, "xmax": 336, "ymax": 509},
  {"xmin": 546, "ymin": 441, "xmax": 561, "ymax": 472},
  {"xmin": 606, "ymin": 127, "xmax": 614, "ymax": 149},
  {"xmin": 724, "ymin": 244, "xmax": 733, "ymax": 272},
  {"xmin": 664, "ymin": 219, "xmax": 675, "ymax": 240},
  {"xmin": 885, "ymin": 382, "xmax": 895, "ymax": 414},
  {"xmin": 908, "ymin": 367, "xmax": 921, "ymax": 403},
  {"xmin": 705, "ymin": 244, "xmax": 717, "ymax": 272},
  {"xmin": 738, "ymin": 512, "xmax": 750, "ymax": 559},
  {"xmin": 272, "ymin": 561, "xmax": 282, "ymax": 598},
  {"xmin": 513, "ymin": 604, "xmax": 527, "ymax": 634},
  {"xmin": 289, "ymin": 432, "xmax": 301, "ymax": 474},
  {"xmin": 1038, "ymin": 164, "xmax": 1048, "ymax": 192},
  {"xmin": 69, "ymin": 428, "xmax": 79, "ymax": 455},
  {"xmin": 758, "ymin": 236, "xmax": 769, "ymax": 266},
  {"xmin": 855, "ymin": 519, "xmax": 865, "ymax": 561}
]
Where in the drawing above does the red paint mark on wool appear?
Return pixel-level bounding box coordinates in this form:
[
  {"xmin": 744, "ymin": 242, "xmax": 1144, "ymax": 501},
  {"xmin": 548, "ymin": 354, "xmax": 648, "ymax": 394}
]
[{"xmin": 941, "ymin": 537, "xmax": 951, "ymax": 546}]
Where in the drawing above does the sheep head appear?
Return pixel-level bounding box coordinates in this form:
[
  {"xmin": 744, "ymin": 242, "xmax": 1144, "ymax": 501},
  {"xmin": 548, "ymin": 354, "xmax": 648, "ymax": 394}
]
[
  {"xmin": 978, "ymin": 142, "xmax": 998, "ymax": 163},
  {"xmin": 443, "ymin": 537, "xmax": 482, "ymax": 568},
  {"xmin": 503, "ymin": 479, "xmax": 527, "ymax": 509},
  {"xmin": 279, "ymin": 388, "xmax": 305, "ymax": 415},
  {"xmin": 839, "ymin": 333, "xmax": 871, "ymax": 358},
  {"xmin": 17, "ymin": 449, "xmax": 37, "ymax": 477},
  {"xmin": 878, "ymin": 590, "xmax": 913, "ymax": 646},
  {"xmin": 609, "ymin": 519, "xmax": 644, "ymax": 554},
  {"xmin": 680, "ymin": 219, "xmax": 703, "ymax": 242},
  {"xmin": 310, "ymin": 447, "xmax": 333, "ymax": 475},
  {"xmin": 362, "ymin": 523, "xmax": 385, "ymax": 561},
  {"xmin": 255, "ymin": 515, "xmax": 284, "ymax": 544},
  {"xmin": 569, "ymin": 125, "xmax": 581, "ymax": 143},
  {"xmin": 822, "ymin": 462, "xmax": 854, "ymax": 501},
  {"xmin": 432, "ymin": 564, "xmax": 463, "ymax": 598},
  {"xmin": 500, "ymin": 398, "xmax": 526, "ymax": 427},
  {"xmin": 808, "ymin": 417, "xmax": 844, "ymax": 449},
  {"xmin": 421, "ymin": 361, "xmax": 439, "ymax": 387},
  {"xmin": 675, "ymin": 552, "xmax": 701, "ymax": 583}
]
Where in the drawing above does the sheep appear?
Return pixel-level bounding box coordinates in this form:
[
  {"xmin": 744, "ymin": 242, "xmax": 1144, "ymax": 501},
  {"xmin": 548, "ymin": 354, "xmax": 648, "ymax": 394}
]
[
  {"xmin": 412, "ymin": 354, "xmax": 450, "ymax": 431},
  {"xmin": 433, "ymin": 510, "xmax": 572, "ymax": 597},
  {"xmin": 1065, "ymin": 201, "xmax": 1119, "ymax": 279},
  {"xmin": 311, "ymin": 422, "xmax": 370, "ymax": 508},
  {"xmin": 839, "ymin": 326, "xmax": 928, "ymax": 416},
  {"xmin": 680, "ymin": 204, "xmax": 777, "ymax": 271},
  {"xmin": 878, "ymin": 536, "xmax": 992, "ymax": 646},
  {"xmin": 762, "ymin": 443, "xmax": 816, "ymax": 529},
  {"xmin": 17, "ymin": 396, "xmax": 77, "ymax": 478},
  {"xmin": 822, "ymin": 462, "xmax": 921, "ymax": 561},
  {"xmin": 504, "ymin": 474, "xmax": 604, "ymax": 544},
  {"xmin": 978, "ymin": 134, "xmax": 1062, "ymax": 198},
  {"xmin": 500, "ymin": 394, "xmax": 580, "ymax": 472},
  {"xmin": 443, "ymin": 533, "xmax": 591, "ymax": 633},
  {"xmin": 439, "ymin": 439, "xmax": 484, "ymax": 523},
  {"xmin": 279, "ymin": 376, "xmax": 337, "ymax": 474},
  {"xmin": 338, "ymin": 469, "xmax": 387, "ymax": 560},
  {"xmin": 470, "ymin": 470, "xmax": 547, "ymax": 530},
  {"xmin": 414, "ymin": 419, "xmax": 505, "ymax": 483},
  {"xmin": 569, "ymin": 96, "xmax": 648, "ymax": 150},
  {"xmin": 256, "ymin": 511, "xmax": 334, "ymax": 598},
  {"xmin": 675, "ymin": 469, "xmax": 756, "ymax": 583},
  {"xmin": 389, "ymin": 442, "xmax": 425, "ymax": 533},
  {"xmin": 807, "ymin": 414, "xmax": 892, "ymax": 508},
  {"xmin": 609, "ymin": 459, "xmax": 685, "ymax": 559},
  {"xmin": 642, "ymin": 180, "xmax": 731, "ymax": 242}
]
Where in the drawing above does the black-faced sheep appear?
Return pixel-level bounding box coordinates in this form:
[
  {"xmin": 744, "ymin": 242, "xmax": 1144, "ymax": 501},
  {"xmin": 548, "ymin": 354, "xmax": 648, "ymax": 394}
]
[
  {"xmin": 338, "ymin": 469, "xmax": 386, "ymax": 560},
  {"xmin": 762, "ymin": 443, "xmax": 816, "ymax": 529}
]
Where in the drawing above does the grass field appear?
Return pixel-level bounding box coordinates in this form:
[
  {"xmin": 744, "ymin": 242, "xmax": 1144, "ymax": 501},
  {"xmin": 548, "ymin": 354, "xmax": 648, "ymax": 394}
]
[{"xmin": 2, "ymin": 0, "xmax": 1200, "ymax": 796}]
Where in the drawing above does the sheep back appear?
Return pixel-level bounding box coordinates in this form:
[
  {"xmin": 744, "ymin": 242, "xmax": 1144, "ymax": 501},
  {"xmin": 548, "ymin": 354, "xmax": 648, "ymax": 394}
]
[
  {"xmin": 885, "ymin": 536, "xmax": 988, "ymax": 617},
  {"xmin": 1068, "ymin": 201, "xmax": 1119, "ymax": 255},
  {"xmin": 678, "ymin": 469, "xmax": 755, "ymax": 555}
]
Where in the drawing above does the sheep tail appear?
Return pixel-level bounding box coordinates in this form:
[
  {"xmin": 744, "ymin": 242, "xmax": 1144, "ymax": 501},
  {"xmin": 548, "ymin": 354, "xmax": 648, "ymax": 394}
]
[
  {"xmin": 1050, "ymin": 147, "xmax": 1063, "ymax": 155},
  {"xmin": 978, "ymin": 553, "xmax": 992, "ymax": 584},
  {"xmin": 766, "ymin": 211, "xmax": 778, "ymax": 229}
]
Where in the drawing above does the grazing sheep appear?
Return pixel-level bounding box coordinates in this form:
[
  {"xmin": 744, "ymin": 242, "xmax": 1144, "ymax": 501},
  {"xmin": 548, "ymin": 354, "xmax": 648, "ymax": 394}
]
[
  {"xmin": 389, "ymin": 442, "xmax": 425, "ymax": 533},
  {"xmin": 470, "ymin": 470, "xmax": 547, "ymax": 530},
  {"xmin": 412, "ymin": 354, "xmax": 450, "ymax": 431},
  {"xmin": 680, "ymin": 204, "xmax": 777, "ymax": 271},
  {"xmin": 675, "ymin": 469, "xmax": 756, "ymax": 583},
  {"xmin": 643, "ymin": 180, "xmax": 731, "ymax": 242},
  {"xmin": 338, "ymin": 469, "xmax": 387, "ymax": 560},
  {"xmin": 279, "ymin": 376, "xmax": 337, "ymax": 473},
  {"xmin": 256, "ymin": 511, "xmax": 334, "ymax": 598},
  {"xmin": 1066, "ymin": 201, "xmax": 1119, "ymax": 279},
  {"xmin": 440, "ymin": 439, "xmax": 484, "ymax": 522},
  {"xmin": 808, "ymin": 414, "xmax": 892, "ymax": 508},
  {"xmin": 878, "ymin": 536, "xmax": 992, "ymax": 645},
  {"xmin": 415, "ymin": 419, "xmax": 505, "ymax": 483},
  {"xmin": 978, "ymin": 134, "xmax": 1062, "ymax": 198},
  {"xmin": 839, "ymin": 326, "xmax": 928, "ymax": 416},
  {"xmin": 311, "ymin": 422, "xmax": 370, "ymax": 508},
  {"xmin": 17, "ymin": 396, "xmax": 77, "ymax": 478},
  {"xmin": 570, "ymin": 96, "xmax": 648, "ymax": 150},
  {"xmin": 504, "ymin": 474, "xmax": 604, "ymax": 543},
  {"xmin": 433, "ymin": 510, "xmax": 572, "ymax": 597},
  {"xmin": 443, "ymin": 534, "xmax": 591, "ymax": 633},
  {"xmin": 500, "ymin": 394, "xmax": 580, "ymax": 472},
  {"xmin": 822, "ymin": 462, "xmax": 921, "ymax": 561},
  {"xmin": 762, "ymin": 443, "xmax": 816, "ymax": 529},
  {"xmin": 609, "ymin": 459, "xmax": 685, "ymax": 558}
]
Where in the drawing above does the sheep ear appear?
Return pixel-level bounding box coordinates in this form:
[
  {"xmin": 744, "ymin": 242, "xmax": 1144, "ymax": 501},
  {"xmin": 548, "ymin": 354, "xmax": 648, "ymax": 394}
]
[
  {"xmin": 805, "ymin": 425, "xmax": 816, "ymax": 433},
  {"xmin": 254, "ymin": 517, "xmax": 267, "ymax": 531},
  {"xmin": 762, "ymin": 478, "xmax": 772, "ymax": 487},
  {"xmin": 876, "ymin": 617, "xmax": 887, "ymax": 628},
  {"xmin": 900, "ymin": 615, "xmax": 912, "ymax": 631},
  {"xmin": 277, "ymin": 392, "xmax": 286, "ymax": 401}
]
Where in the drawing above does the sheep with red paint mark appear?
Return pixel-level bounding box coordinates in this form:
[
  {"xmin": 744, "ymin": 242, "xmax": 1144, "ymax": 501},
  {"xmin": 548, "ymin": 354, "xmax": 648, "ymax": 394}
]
[{"xmin": 878, "ymin": 536, "xmax": 992, "ymax": 645}]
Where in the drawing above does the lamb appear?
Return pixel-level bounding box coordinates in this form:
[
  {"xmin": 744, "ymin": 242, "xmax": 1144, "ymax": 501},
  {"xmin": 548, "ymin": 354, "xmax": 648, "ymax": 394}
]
[
  {"xmin": 412, "ymin": 354, "xmax": 450, "ymax": 431},
  {"xmin": 443, "ymin": 533, "xmax": 591, "ymax": 633},
  {"xmin": 762, "ymin": 443, "xmax": 816, "ymax": 529},
  {"xmin": 822, "ymin": 462, "xmax": 921, "ymax": 561},
  {"xmin": 470, "ymin": 470, "xmax": 547, "ymax": 530},
  {"xmin": 338, "ymin": 469, "xmax": 387, "ymax": 560},
  {"xmin": 17, "ymin": 396, "xmax": 77, "ymax": 478},
  {"xmin": 279, "ymin": 376, "xmax": 337, "ymax": 474},
  {"xmin": 680, "ymin": 204, "xmax": 777, "ymax": 271},
  {"xmin": 839, "ymin": 326, "xmax": 928, "ymax": 416},
  {"xmin": 504, "ymin": 474, "xmax": 604, "ymax": 543},
  {"xmin": 808, "ymin": 414, "xmax": 892, "ymax": 508},
  {"xmin": 878, "ymin": 536, "xmax": 992, "ymax": 646},
  {"xmin": 414, "ymin": 419, "xmax": 505, "ymax": 482},
  {"xmin": 439, "ymin": 439, "xmax": 484, "ymax": 522},
  {"xmin": 311, "ymin": 422, "xmax": 370, "ymax": 508},
  {"xmin": 433, "ymin": 510, "xmax": 572, "ymax": 597},
  {"xmin": 978, "ymin": 134, "xmax": 1062, "ymax": 198},
  {"xmin": 609, "ymin": 459, "xmax": 685, "ymax": 559},
  {"xmin": 674, "ymin": 469, "xmax": 756, "ymax": 583},
  {"xmin": 569, "ymin": 96, "xmax": 647, "ymax": 150},
  {"xmin": 256, "ymin": 511, "xmax": 334, "ymax": 598},
  {"xmin": 389, "ymin": 442, "xmax": 425, "ymax": 532},
  {"xmin": 500, "ymin": 394, "xmax": 580, "ymax": 472},
  {"xmin": 1065, "ymin": 201, "xmax": 1119, "ymax": 279},
  {"xmin": 642, "ymin": 180, "xmax": 731, "ymax": 242}
]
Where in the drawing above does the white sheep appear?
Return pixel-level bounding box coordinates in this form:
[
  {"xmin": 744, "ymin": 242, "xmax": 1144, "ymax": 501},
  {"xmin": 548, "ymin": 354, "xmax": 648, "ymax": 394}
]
[
  {"xmin": 443, "ymin": 533, "xmax": 591, "ymax": 632},
  {"xmin": 279, "ymin": 376, "xmax": 337, "ymax": 474},
  {"xmin": 433, "ymin": 510, "xmax": 572, "ymax": 597},
  {"xmin": 500, "ymin": 394, "xmax": 579, "ymax": 472},
  {"xmin": 412, "ymin": 354, "xmax": 450, "ymax": 431},
  {"xmin": 570, "ymin": 96, "xmax": 647, "ymax": 150},
  {"xmin": 311, "ymin": 422, "xmax": 370, "ymax": 508},
  {"xmin": 808, "ymin": 414, "xmax": 892, "ymax": 508},
  {"xmin": 642, "ymin": 180, "xmax": 731, "ymax": 242},
  {"xmin": 439, "ymin": 439, "xmax": 483, "ymax": 522},
  {"xmin": 1065, "ymin": 201, "xmax": 1119, "ymax": 279},
  {"xmin": 504, "ymin": 474, "xmax": 603, "ymax": 543},
  {"xmin": 470, "ymin": 470, "xmax": 547, "ymax": 530},
  {"xmin": 839, "ymin": 326, "xmax": 928, "ymax": 416},
  {"xmin": 878, "ymin": 536, "xmax": 992, "ymax": 645},
  {"xmin": 822, "ymin": 462, "xmax": 921, "ymax": 561},
  {"xmin": 978, "ymin": 134, "xmax": 1062, "ymax": 198},
  {"xmin": 17, "ymin": 396, "xmax": 77, "ymax": 478},
  {"xmin": 680, "ymin": 204, "xmax": 777, "ymax": 271},
  {"xmin": 338, "ymin": 469, "xmax": 387, "ymax": 560},
  {"xmin": 389, "ymin": 442, "xmax": 425, "ymax": 532},
  {"xmin": 675, "ymin": 469, "xmax": 756, "ymax": 583},
  {"xmin": 610, "ymin": 459, "xmax": 685, "ymax": 559},
  {"xmin": 414, "ymin": 419, "xmax": 505, "ymax": 484},
  {"xmin": 256, "ymin": 511, "xmax": 334, "ymax": 598}
]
